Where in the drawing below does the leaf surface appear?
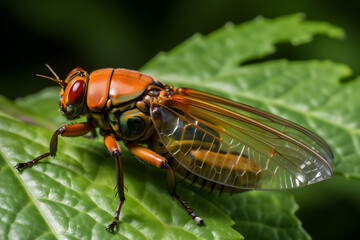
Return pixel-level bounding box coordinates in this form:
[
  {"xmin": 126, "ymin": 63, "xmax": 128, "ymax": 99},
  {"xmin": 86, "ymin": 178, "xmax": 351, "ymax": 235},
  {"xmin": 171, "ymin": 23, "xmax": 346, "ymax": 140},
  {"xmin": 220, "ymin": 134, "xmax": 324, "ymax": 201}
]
[{"xmin": 0, "ymin": 114, "xmax": 241, "ymax": 240}]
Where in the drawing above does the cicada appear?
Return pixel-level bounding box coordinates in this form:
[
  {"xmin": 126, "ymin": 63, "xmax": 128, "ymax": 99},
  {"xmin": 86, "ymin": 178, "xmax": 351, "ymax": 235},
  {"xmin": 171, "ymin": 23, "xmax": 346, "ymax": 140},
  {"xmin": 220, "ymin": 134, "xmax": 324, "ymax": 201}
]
[{"xmin": 14, "ymin": 65, "xmax": 333, "ymax": 231}]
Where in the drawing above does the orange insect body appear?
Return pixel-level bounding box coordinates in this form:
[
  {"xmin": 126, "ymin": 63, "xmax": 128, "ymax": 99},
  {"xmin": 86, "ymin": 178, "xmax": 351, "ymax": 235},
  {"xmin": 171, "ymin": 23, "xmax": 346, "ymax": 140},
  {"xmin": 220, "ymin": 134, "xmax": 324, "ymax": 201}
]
[{"xmin": 15, "ymin": 66, "xmax": 334, "ymax": 231}]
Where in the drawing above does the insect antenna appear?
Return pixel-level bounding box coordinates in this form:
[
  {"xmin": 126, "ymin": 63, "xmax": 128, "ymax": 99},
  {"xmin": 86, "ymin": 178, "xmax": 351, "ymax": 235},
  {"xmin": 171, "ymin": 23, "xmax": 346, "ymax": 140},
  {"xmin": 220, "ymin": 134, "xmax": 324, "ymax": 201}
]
[
  {"xmin": 45, "ymin": 64, "xmax": 60, "ymax": 80},
  {"xmin": 36, "ymin": 64, "xmax": 67, "ymax": 88}
]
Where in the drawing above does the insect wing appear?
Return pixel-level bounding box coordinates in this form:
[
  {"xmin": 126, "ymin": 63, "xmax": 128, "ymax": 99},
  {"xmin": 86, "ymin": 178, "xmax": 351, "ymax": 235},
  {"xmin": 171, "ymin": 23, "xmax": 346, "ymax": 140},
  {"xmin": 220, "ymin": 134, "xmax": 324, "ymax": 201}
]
[
  {"xmin": 150, "ymin": 90, "xmax": 333, "ymax": 190},
  {"xmin": 179, "ymin": 88, "xmax": 334, "ymax": 162}
]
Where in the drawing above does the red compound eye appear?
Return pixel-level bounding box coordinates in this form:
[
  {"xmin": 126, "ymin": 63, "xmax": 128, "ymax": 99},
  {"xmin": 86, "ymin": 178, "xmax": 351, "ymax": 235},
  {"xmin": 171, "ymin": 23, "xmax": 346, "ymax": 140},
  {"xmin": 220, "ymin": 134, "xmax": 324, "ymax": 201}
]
[{"xmin": 68, "ymin": 80, "xmax": 86, "ymax": 107}]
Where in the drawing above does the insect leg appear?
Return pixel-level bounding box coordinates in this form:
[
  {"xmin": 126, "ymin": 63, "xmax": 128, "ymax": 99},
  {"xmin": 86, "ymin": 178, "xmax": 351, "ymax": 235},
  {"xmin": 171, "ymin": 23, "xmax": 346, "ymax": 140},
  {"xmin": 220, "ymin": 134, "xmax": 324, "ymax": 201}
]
[
  {"xmin": 14, "ymin": 121, "xmax": 94, "ymax": 171},
  {"xmin": 126, "ymin": 143, "xmax": 204, "ymax": 226},
  {"xmin": 104, "ymin": 135, "xmax": 125, "ymax": 232}
]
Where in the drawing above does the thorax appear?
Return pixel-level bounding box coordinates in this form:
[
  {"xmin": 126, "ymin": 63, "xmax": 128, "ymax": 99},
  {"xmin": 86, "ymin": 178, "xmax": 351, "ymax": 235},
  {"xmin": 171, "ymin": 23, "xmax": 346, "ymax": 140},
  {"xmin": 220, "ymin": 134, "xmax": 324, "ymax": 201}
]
[
  {"xmin": 85, "ymin": 68, "xmax": 162, "ymax": 141},
  {"xmin": 90, "ymin": 97, "xmax": 155, "ymax": 141}
]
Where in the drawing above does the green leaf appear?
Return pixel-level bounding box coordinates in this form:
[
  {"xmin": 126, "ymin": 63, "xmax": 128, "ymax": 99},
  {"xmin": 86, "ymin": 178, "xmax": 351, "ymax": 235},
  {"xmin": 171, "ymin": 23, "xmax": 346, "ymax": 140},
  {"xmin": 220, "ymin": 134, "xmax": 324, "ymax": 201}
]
[
  {"xmin": 14, "ymin": 87, "xmax": 83, "ymax": 128},
  {"xmin": 212, "ymin": 191, "xmax": 307, "ymax": 240},
  {"xmin": 1, "ymin": 14, "xmax": 354, "ymax": 239},
  {"xmin": 0, "ymin": 95, "xmax": 58, "ymax": 130},
  {"xmin": 0, "ymin": 114, "xmax": 241, "ymax": 240},
  {"xmin": 142, "ymin": 14, "xmax": 343, "ymax": 81}
]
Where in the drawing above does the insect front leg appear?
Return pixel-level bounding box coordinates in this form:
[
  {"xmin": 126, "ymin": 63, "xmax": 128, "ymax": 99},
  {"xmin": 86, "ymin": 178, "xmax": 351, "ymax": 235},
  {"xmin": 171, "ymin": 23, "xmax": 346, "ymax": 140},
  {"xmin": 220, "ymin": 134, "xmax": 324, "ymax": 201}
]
[
  {"xmin": 104, "ymin": 135, "xmax": 125, "ymax": 232},
  {"xmin": 14, "ymin": 122, "xmax": 94, "ymax": 171},
  {"xmin": 126, "ymin": 143, "xmax": 204, "ymax": 226}
]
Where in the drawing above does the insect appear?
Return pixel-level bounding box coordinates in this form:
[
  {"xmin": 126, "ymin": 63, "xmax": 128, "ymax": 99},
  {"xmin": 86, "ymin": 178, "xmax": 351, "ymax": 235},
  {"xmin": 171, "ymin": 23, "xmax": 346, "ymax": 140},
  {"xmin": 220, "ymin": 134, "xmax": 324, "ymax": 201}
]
[{"xmin": 14, "ymin": 65, "xmax": 334, "ymax": 231}]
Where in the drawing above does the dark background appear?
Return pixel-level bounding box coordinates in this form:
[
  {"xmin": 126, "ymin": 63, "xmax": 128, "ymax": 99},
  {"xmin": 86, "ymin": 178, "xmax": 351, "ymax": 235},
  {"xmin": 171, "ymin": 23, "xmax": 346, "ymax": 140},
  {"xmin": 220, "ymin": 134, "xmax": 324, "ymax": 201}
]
[
  {"xmin": 1, "ymin": 1, "xmax": 360, "ymax": 239},
  {"xmin": 2, "ymin": 0, "xmax": 360, "ymax": 99}
]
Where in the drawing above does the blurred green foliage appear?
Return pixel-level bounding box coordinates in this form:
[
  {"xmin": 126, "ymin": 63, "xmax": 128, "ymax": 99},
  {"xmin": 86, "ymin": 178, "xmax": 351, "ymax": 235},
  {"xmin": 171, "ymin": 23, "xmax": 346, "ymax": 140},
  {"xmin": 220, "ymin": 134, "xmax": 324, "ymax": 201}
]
[{"xmin": 1, "ymin": 1, "xmax": 360, "ymax": 240}]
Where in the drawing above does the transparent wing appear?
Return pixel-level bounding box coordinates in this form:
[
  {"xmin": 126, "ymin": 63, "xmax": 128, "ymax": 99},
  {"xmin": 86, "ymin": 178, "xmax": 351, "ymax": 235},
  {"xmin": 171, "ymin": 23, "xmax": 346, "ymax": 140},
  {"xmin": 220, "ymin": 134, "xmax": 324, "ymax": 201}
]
[{"xmin": 150, "ymin": 89, "xmax": 333, "ymax": 190}]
